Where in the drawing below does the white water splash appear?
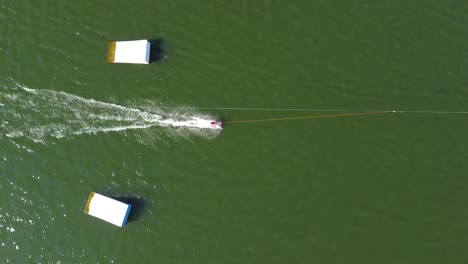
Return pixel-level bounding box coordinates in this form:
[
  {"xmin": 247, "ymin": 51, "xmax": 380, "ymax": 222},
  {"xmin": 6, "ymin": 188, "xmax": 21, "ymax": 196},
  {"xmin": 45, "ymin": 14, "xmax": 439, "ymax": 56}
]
[{"xmin": 0, "ymin": 80, "xmax": 221, "ymax": 142}]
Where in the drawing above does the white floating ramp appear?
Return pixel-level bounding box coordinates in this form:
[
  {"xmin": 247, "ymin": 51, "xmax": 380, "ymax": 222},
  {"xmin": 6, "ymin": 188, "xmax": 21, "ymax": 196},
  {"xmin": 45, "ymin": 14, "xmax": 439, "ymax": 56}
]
[
  {"xmin": 107, "ymin": 39, "xmax": 151, "ymax": 64},
  {"xmin": 84, "ymin": 192, "xmax": 132, "ymax": 227}
]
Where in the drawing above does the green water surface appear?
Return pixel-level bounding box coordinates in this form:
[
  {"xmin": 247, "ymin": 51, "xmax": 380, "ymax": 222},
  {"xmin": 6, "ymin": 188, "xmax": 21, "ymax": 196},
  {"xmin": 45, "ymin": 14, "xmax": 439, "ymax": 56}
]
[{"xmin": 1, "ymin": 1, "xmax": 468, "ymax": 263}]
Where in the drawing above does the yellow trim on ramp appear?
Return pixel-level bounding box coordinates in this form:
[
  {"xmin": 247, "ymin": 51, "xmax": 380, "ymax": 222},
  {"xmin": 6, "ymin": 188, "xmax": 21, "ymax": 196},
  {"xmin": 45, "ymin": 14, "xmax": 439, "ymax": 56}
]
[
  {"xmin": 107, "ymin": 42, "xmax": 116, "ymax": 63},
  {"xmin": 83, "ymin": 192, "xmax": 95, "ymax": 213}
]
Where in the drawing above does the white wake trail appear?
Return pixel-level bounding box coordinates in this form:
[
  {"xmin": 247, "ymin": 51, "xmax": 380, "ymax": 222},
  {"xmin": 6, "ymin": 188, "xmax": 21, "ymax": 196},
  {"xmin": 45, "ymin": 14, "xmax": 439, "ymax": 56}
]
[{"xmin": 0, "ymin": 81, "xmax": 221, "ymax": 142}]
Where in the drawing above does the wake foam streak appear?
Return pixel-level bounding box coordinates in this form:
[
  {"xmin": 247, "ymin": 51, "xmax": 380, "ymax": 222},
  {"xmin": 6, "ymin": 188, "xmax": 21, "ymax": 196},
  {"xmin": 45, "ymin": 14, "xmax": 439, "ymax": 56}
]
[{"xmin": 0, "ymin": 82, "xmax": 220, "ymax": 142}]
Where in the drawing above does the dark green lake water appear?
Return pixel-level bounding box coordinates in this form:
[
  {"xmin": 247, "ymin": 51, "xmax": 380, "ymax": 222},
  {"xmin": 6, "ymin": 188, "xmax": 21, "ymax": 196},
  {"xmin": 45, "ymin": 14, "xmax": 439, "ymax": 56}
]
[{"xmin": 1, "ymin": 1, "xmax": 468, "ymax": 263}]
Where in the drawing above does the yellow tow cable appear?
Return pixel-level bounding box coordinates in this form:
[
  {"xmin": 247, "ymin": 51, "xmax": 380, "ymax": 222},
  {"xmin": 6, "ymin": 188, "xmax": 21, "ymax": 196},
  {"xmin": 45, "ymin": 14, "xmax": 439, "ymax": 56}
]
[{"xmin": 223, "ymin": 111, "xmax": 389, "ymax": 124}]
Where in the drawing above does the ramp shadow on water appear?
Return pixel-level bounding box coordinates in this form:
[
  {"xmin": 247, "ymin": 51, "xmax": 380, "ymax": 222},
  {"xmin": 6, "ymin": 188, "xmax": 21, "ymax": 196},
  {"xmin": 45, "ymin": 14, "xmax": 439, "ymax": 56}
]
[{"xmin": 148, "ymin": 38, "xmax": 164, "ymax": 63}]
